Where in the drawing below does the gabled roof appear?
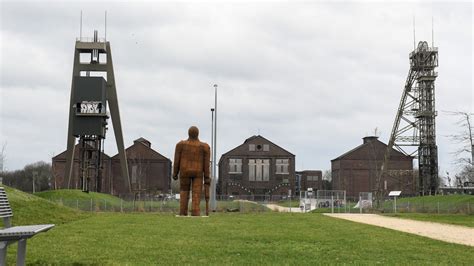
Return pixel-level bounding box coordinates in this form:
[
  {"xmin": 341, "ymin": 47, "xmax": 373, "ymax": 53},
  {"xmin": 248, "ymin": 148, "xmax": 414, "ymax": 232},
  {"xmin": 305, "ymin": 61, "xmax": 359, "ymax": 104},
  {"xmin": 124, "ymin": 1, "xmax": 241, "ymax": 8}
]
[
  {"xmin": 243, "ymin": 135, "xmax": 259, "ymax": 144},
  {"xmin": 134, "ymin": 137, "xmax": 151, "ymax": 147},
  {"xmin": 111, "ymin": 139, "xmax": 170, "ymax": 161},
  {"xmin": 331, "ymin": 137, "xmax": 412, "ymax": 161},
  {"xmin": 221, "ymin": 135, "xmax": 295, "ymax": 158}
]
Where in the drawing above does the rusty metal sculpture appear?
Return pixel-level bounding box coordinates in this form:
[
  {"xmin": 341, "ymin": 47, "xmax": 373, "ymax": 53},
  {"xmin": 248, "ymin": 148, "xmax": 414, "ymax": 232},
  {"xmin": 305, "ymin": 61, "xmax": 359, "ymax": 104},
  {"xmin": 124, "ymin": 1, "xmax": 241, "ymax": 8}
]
[{"xmin": 173, "ymin": 126, "xmax": 211, "ymax": 216}]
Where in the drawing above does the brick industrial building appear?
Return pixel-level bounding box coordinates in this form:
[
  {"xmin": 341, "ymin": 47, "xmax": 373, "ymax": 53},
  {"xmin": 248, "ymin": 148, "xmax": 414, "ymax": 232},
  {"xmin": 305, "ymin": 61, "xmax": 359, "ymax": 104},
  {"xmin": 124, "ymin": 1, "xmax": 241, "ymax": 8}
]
[
  {"xmin": 52, "ymin": 138, "xmax": 171, "ymax": 197},
  {"xmin": 218, "ymin": 135, "xmax": 296, "ymax": 197},
  {"xmin": 331, "ymin": 136, "xmax": 415, "ymax": 199},
  {"xmin": 295, "ymin": 170, "xmax": 323, "ymax": 195}
]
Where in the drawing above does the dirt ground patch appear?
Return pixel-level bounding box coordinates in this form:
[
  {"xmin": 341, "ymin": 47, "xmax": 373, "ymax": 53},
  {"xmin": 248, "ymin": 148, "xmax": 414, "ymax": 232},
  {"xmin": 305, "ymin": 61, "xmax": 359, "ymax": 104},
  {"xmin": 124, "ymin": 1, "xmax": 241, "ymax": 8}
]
[{"xmin": 324, "ymin": 213, "xmax": 474, "ymax": 247}]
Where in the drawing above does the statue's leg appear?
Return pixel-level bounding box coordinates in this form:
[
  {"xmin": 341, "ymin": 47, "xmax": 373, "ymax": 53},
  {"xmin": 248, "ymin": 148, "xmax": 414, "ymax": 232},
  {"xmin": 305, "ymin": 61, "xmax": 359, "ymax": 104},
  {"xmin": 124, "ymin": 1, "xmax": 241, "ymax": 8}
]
[
  {"xmin": 180, "ymin": 176, "xmax": 191, "ymax": 216},
  {"xmin": 191, "ymin": 176, "xmax": 203, "ymax": 216}
]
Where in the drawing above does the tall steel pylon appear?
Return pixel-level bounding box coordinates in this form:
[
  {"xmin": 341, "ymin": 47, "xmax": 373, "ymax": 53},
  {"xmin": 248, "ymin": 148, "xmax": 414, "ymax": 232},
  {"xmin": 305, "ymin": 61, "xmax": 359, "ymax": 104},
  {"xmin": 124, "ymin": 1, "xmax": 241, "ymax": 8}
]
[
  {"xmin": 376, "ymin": 41, "xmax": 439, "ymax": 199},
  {"xmin": 64, "ymin": 30, "xmax": 131, "ymax": 193}
]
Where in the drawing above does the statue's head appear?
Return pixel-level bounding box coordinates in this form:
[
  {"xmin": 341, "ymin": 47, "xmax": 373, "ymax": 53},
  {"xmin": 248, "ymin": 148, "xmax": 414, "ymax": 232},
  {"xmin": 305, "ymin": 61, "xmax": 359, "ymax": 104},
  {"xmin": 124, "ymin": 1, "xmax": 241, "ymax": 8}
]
[{"xmin": 188, "ymin": 126, "xmax": 199, "ymax": 140}]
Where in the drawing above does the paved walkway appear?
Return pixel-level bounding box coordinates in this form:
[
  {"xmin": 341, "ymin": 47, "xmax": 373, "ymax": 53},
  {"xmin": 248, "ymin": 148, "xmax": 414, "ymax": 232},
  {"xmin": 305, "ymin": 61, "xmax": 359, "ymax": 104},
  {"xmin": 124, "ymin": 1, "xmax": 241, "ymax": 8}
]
[
  {"xmin": 265, "ymin": 204, "xmax": 303, "ymax": 213},
  {"xmin": 324, "ymin": 213, "xmax": 474, "ymax": 247}
]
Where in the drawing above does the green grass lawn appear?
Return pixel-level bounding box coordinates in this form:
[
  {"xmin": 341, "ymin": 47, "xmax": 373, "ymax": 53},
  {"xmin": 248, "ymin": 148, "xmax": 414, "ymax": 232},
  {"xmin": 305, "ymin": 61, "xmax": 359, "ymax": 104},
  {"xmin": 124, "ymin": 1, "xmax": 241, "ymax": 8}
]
[
  {"xmin": 6, "ymin": 212, "xmax": 474, "ymax": 265},
  {"xmin": 3, "ymin": 188, "xmax": 474, "ymax": 264},
  {"xmin": 383, "ymin": 213, "xmax": 474, "ymax": 228}
]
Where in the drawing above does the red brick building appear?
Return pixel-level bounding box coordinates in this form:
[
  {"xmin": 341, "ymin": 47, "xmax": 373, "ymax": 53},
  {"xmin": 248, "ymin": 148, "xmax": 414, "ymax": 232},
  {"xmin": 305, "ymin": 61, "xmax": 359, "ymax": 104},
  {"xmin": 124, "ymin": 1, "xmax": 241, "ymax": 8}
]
[
  {"xmin": 52, "ymin": 138, "xmax": 171, "ymax": 197},
  {"xmin": 331, "ymin": 136, "xmax": 415, "ymax": 199},
  {"xmin": 295, "ymin": 170, "xmax": 323, "ymax": 195},
  {"xmin": 218, "ymin": 135, "xmax": 296, "ymax": 197},
  {"xmin": 111, "ymin": 138, "xmax": 172, "ymax": 196}
]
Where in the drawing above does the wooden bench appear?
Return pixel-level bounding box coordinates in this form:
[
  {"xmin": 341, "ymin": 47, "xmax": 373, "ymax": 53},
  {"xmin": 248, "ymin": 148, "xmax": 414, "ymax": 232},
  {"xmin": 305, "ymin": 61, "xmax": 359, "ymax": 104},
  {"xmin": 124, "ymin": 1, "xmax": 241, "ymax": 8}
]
[{"xmin": 0, "ymin": 187, "xmax": 54, "ymax": 265}]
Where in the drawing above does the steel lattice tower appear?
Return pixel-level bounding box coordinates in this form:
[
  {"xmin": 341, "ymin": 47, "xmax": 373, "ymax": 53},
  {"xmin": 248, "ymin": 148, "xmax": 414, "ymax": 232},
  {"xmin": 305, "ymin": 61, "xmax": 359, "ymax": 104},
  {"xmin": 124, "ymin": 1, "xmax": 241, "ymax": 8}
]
[{"xmin": 377, "ymin": 41, "xmax": 439, "ymax": 198}]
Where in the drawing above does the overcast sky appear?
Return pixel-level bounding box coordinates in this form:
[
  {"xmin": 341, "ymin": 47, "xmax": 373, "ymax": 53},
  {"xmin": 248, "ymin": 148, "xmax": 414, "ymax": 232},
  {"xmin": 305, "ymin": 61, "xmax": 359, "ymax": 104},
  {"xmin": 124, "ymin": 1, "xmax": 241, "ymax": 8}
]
[{"xmin": 0, "ymin": 1, "xmax": 472, "ymax": 179}]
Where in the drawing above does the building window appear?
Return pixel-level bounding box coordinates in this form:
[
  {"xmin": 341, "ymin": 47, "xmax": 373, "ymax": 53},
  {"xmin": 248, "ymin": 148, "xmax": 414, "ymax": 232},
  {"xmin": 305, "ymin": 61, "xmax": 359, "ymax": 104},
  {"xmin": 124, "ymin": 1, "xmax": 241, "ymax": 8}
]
[
  {"xmin": 307, "ymin": 176, "xmax": 318, "ymax": 181},
  {"xmin": 263, "ymin": 144, "xmax": 269, "ymax": 151},
  {"xmin": 249, "ymin": 144, "xmax": 255, "ymax": 151},
  {"xmin": 229, "ymin": 158, "xmax": 242, "ymax": 174},
  {"xmin": 248, "ymin": 159, "xmax": 270, "ymax": 181},
  {"xmin": 276, "ymin": 159, "xmax": 289, "ymax": 174},
  {"xmin": 249, "ymin": 160, "xmax": 255, "ymax": 181},
  {"xmin": 131, "ymin": 165, "xmax": 138, "ymax": 184}
]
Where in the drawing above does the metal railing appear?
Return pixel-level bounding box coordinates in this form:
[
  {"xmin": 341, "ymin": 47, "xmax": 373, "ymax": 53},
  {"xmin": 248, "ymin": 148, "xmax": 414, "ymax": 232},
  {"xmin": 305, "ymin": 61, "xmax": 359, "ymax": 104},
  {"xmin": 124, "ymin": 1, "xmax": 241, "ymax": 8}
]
[
  {"xmin": 44, "ymin": 194, "xmax": 473, "ymax": 215},
  {"xmin": 76, "ymin": 37, "xmax": 106, "ymax": 43},
  {"xmin": 48, "ymin": 196, "xmax": 270, "ymax": 214}
]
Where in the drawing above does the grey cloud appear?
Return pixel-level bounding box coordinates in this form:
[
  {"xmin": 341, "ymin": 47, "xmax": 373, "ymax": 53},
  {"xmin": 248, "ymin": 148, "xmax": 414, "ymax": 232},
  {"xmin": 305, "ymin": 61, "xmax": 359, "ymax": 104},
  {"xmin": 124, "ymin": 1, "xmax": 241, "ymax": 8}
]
[{"xmin": 0, "ymin": 1, "xmax": 472, "ymax": 177}]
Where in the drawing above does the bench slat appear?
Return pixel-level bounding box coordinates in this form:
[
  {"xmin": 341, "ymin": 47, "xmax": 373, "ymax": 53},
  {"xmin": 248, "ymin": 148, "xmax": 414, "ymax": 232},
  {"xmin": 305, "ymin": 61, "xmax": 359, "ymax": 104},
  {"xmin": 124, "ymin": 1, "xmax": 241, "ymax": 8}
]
[
  {"xmin": 0, "ymin": 213, "xmax": 13, "ymax": 218},
  {"xmin": 0, "ymin": 224, "xmax": 55, "ymax": 238}
]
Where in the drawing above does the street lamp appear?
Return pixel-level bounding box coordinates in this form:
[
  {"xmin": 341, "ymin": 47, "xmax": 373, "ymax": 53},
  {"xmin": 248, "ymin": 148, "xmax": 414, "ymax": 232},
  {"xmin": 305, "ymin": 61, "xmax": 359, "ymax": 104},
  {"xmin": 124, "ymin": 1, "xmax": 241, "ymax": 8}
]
[
  {"xmin": 211, "ymin": 84, "xmax": 218, "ymax": 211},
  {"xmin": 210, "ymin": 107, "xmax": 215, "ymax": 189}
]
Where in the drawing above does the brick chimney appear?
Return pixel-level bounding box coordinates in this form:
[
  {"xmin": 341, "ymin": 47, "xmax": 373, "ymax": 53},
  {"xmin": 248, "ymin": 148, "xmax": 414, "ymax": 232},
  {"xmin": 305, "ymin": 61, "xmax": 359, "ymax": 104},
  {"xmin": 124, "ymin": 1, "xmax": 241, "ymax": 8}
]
[{"xmin": 363, "ymin": 136, "xmax": 378, "ymax": 144}]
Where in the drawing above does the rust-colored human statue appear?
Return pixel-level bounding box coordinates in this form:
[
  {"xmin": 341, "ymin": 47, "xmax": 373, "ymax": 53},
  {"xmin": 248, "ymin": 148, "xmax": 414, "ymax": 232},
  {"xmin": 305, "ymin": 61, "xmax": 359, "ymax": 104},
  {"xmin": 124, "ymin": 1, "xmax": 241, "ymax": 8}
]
[{"xmin": 173, "ymin": 126, "xmax": 211, "ymax": 216}]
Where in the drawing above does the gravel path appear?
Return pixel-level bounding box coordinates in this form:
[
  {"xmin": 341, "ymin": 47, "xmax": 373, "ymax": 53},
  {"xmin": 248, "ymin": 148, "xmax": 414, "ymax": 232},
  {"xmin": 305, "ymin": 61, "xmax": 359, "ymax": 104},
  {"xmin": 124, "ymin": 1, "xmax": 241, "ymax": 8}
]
[{"xmin": 324, "ymin": 213, "xmax": 474, "ymax": 247}]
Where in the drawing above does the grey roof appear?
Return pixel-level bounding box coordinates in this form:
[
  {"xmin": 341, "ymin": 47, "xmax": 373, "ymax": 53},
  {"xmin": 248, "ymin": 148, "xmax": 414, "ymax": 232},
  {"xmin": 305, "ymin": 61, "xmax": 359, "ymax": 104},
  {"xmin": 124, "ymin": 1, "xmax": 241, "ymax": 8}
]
[
  {"xmin": 331, "ymin": 138, "xmax": 412, "ymax": 161},
  {"xmin": 221, "ymin": 135, "xmax": 295, "ymax": 158}
]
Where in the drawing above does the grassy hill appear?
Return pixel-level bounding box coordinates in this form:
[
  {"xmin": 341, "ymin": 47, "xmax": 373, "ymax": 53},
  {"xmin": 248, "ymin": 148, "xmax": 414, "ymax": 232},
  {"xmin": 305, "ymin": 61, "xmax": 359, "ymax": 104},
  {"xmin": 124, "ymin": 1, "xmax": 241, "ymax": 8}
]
[
  {"xmin": 396, "ymin": 194, "xmax": 474, "ymax": 204},
  {"xmin": 4, "ymin": 186, "xmax": 89, "ymax": 225},
  {"xmin": 35, "ymin": 189, "xmax": 125, "ymax": 211},
  {"xmin": 384, "ymin": 194, "xmax": 474, "ymax": 214},
  {"xmin": 35, "ymin": 189, "xmax": 122, "ymax": 203}
]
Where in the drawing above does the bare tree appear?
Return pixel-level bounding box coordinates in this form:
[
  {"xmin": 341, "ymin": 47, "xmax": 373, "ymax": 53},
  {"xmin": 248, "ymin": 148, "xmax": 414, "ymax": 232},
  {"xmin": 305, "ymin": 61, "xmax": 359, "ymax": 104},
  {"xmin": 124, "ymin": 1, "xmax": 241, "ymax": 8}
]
[
  {"xmin": 129, "ymin": 152, "xmax": 150, "ymax": 198},
  {"xmin": 322, "ymin": 170, "xmax": 332, "ymax": 190},
  {"xmin": 446, "ymin": 111, "xmax": 474, "ymax": 184},
  {"xmin": 170, "ymin": 178, "xmax": 180, "ymax": 194},
  {"xmin": 322, "ymin": 170, "xmax": 332, "ymax": 182}
]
